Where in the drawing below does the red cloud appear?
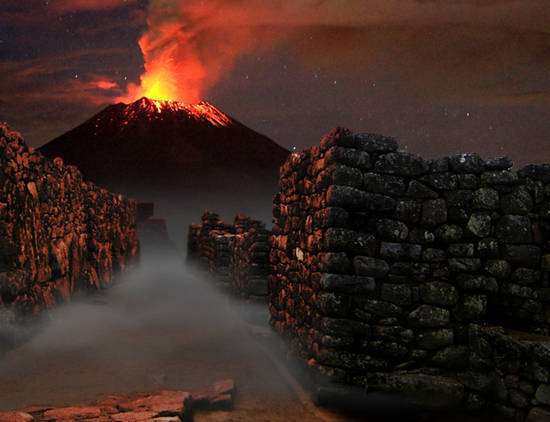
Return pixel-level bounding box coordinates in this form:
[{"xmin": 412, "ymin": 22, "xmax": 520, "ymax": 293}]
[{"xmin": 95, "ymin": 80, "xmax": 118, "ymax": 90}]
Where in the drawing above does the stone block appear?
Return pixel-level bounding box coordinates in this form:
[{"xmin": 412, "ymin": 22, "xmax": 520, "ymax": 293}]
[
  {"xmin": 449, "ymin": 153, "xmax": 486, "ymax": 173},
  {"xmin": 417, "ymin": 329, "xmax": 454, "ymax": 350},
  {"xmin": 353, "ymin": 256, "xmax": 389, "ymax": 277},
  {"xmin": 408, "ymin": 305, "xmax": 450, "ymax": 327},
  {"xmin": 380, "ymin": 242, "xmax": 422, "ymax": 260},
  {"xmin": 419, "ymin": 281, "xmax": 459, "ymax": 306},
  {"xmin": 421, "ymin": 199, "xmax": 447, "ymax": 226},
  {"xmin": 320, "ymin": 273, "xmax": 375, "ymax": 294},
  {"xmin": 374, "ymin": 151, "xmax": 429, "ymax": 176},
  {"xmin": 500, "ymin": 215, "xmax": 534, "ymax": 244}
]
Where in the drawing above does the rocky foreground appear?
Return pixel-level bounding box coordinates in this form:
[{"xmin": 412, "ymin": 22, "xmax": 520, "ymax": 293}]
[{"xmin": 0, "ymin": 379, "xmax": 234, "ymax": 422}]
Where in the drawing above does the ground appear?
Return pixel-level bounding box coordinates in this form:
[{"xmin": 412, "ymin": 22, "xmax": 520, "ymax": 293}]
[{"xmin": 0, "ymin": 254, "xmax": 374, "ymax": 422}]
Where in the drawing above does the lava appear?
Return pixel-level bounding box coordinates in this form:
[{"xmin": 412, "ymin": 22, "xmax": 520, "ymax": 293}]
[{"xmin": 123, "ymin": 97, "xmax": 232, "ymax": 127}]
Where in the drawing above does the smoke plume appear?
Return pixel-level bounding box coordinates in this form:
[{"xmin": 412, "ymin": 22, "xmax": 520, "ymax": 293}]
[{"xmin": 118, "ymin": 0, "xmax": 549, "ymax": 104}]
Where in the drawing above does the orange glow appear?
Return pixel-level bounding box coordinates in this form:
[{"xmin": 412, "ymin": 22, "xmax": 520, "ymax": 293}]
[
  {"xmin": 116, "ymin": 21, "xmax": 205, "ymax": 104},
  {"xmin": 121, "ymin": 97, "xmax": 232, "ymax": 127}
]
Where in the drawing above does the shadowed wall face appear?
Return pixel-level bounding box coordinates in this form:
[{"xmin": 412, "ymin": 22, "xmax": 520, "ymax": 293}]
[
  {"xmin": 269, "ymin": 127, "xmax": 550, "ymax": 417},
  {"xmin": 0, "ymin": 124, "xmax": 139, "ymax": 329}
]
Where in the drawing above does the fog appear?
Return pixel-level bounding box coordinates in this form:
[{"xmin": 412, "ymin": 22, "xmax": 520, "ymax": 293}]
[
  {"xmin": 0, "ymin": 245, "xmax": 437, "ymax": 422},
  {"xmin": 0, "ymin": 250, "xmax": 382, "ymax": 421}
]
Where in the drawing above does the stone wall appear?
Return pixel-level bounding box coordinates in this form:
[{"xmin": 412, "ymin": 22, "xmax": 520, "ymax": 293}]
[
  {"xmin": 0, "ymin": 124, "xmax": 139, "ymax": 325},
  {"xmin": 187, "ymin": 212, "xmax": 270, "ymax": 299},
  {"xmin": 269, "ymin": 127, "xmax": 550, "ymax": 420}
]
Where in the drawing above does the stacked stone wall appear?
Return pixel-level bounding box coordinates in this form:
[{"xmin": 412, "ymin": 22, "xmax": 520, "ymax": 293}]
[
  {"xmin": 0, "ymin": 124, "xmax": 139, "ymax": 325},
  {"xmin": 231, "ymin": 215, "xmax": 270, "ymax": 300},
  {"xmin": 187, "ymin": 212, "xmax": 269, "ymax": 299},
  {"xmin": 269, "ymin": 127, "xmax": 550, "ymax": 420}
]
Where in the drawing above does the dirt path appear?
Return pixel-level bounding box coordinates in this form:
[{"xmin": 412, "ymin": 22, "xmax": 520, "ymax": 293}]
[{"xmin": 0, "ymin": 255, "xmax": 371, "ymax": 421}]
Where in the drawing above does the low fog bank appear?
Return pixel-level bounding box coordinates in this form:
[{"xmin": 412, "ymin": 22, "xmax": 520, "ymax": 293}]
[{"xmin": 0, "ymin": 254, "xmax": 287, "ymax": 411}]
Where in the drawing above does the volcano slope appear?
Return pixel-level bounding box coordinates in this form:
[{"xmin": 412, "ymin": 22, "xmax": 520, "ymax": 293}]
[{"xmin": 39, "ymin": 98, "xmax": 289, "ymax": 246}]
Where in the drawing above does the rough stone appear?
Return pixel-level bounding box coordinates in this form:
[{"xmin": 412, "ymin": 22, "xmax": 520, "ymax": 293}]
[
  {"xmin": 421, "ymin": 199, "xmax": 447, "ymax": 226},
  {"xmin": 352, "ymin": 133, "xmax": 399, "ymax": 153},
  {"xmin": 432, "ymin": 345, "xmax": 468, "ymax": 368},
  {"xmin": 374, "ymin": 152, "xmax": 429, "ymax": 176},
  {"xmin": 448, "ymin": 257, "xmax": 482, "ymax": 272},
  {"xmin": 472, "ymin": 187, "xmax": 499, "ymax": 209},
  {"xmin": 453, "ymin": 294, "xmax": 487, "ymax": 321},
  {"xmin": 318, "ymin": 252, "xmax": 352, "ymax": 273},
  {"xmin": 324, "ymin": 145, "xmax": 371, "ymax": 169},
  {"xmin": 444, "ymin": 190, "xmax": 473, "ymax": 207},
  {"xmin": 381, "ymin": 283, "xmax": 413, "ymax": 306},
  {"xmin": 385, "ymin": 373, "xmax": 464, "ymax": 408},
  {"xmin": 481, "ymin": 170, "xmax": 518, "ymax": 185},
  {"xmin": 407, "ymin": 180, "xmax": 438, "ymax": 198},
  {"xmin": 363, "ymin": 172, "xmax": 406, "ymax": 195},
  {"xmin": 419, "ymin": 282, "xmax": 459, "ymax": 306},
  {"xmin": 417, "ymin": 329, "xmax": 454, "ymax": 350},
  {"xmin": 376, "ymin": 218, "xmax": 409, "ymax": 241},
  {"xmin": 535, "ymin": 384, "xmax": 550, "ymax": 406},
  {"xmin": 408, "ymin": 228, "xmax": 435, "ymax": 244},
  {"xmin": 323, "ymin": 164, "xmax": 364, "ymax": 188},
  {"xmin": 449, "ymin": 153, "xmax": 486, "ymax": 174},
  {"xmin": 380, "ymin": 242, "xmax": 422, "ymax": 260},
  {"xmin": 527, "ymin": 407, "xmax": 550, "ymax": 422},
  {"xmin": 320, "ymin": 273, "xmax": 376, "ymax": 294},
  {"xmin": 353, "ymin": 256, "xmax": 389, "ymax": 278},
  {"xmin": 496, "ymin": 215, "xmax": 533, "ymax": 243},
  {"xmin": 484, "ymin": 260, "xmax": 512, "ymax": 279},
  {"xmin": 466, "ymin": 213, "xmax": 492, "ymax": 237},
  {"xmin": 422, "ymin": 248, "xmax": 447, "ymax": 262},
  {"xmin": 436, "ymin": 224, "xmax": 464, "ymax": 242},
  {"xmin": 502, "ymin": 244, "xmax": 541, "ymax": 267},
  {"xmin": 364, "ymin": 300, "xmax": 404, "ymax": 317},
  {"xmin": 486, "ymin": 156, "xmax": 513, "ymax": 170},
  {"xmin": 408, "ymin": 305, "xmax": 450, "ymax": 327},
  {"xmin": 501, "ymin": 187, "xmax": 533, "ymax": 215},
  {"xmin": 447, "ymin": 243, "xmax": 475, "ymax": 257},
  {"xmin": 511, "ymin": 268, "xmax": 541, "ymax": 285},
  {"xmin": 456, "ymin": 274, "xmax": 499, "ymax": 292},
  {"xmin": 421, "ymin": 172, "xmax": 459, "ymax": 191},
  {"xmin": 477, "ymin": 238, "xmax": 500, "ymax": 258},
  {"xmin": 457, "ymin": 173, "xmax": 480, "ymax": 189},
  {"xmin": 394, "ymin": 200, "xmax": 422, "ymax": 223}
]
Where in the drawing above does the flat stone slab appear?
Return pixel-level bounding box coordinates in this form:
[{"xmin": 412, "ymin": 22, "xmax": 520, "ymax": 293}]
[
  {"xmin": 0, "ymin": 379, "xmax": 235, "ymax": 421},
  {"xmin": 190, "ymin": 378, "xmax": 235, "ymax": 409}
]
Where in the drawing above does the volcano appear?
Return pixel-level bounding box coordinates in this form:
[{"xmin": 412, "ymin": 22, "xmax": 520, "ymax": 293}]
[{"xmin": 39, "ymin": 97, "xmax": 289, "ymax": 199}]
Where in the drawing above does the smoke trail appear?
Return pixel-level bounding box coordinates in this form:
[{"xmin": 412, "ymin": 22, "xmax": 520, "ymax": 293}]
[{"xmin": 118, "ymin": 0, "xmax": 550, "ymax": 103}]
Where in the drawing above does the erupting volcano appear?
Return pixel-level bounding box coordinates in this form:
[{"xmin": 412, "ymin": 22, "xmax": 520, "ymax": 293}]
[{"xmin": 38, "ymin": 97, "xmax": 289, "ymax": 200}]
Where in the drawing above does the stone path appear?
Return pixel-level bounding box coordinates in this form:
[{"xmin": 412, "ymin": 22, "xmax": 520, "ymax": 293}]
[{"xmin": 0, "ymin": 255, "xmax": 370, "ymax": 422}]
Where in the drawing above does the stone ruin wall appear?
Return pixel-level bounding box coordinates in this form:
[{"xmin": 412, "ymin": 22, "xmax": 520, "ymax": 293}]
[
  {"xmin": 269, "ymin": 128, "xmax": 550, "ymax": 420},
  {"xmin": 187, "ymin": 212, "xmax": 270, "ymax": 299},
  {"xmin": 136, "ymin": 202, "xmax": 174, "ymax": 253},
  {"xmin": 0, "ymin": 124, "xmax": 139, "ymax": 327}
]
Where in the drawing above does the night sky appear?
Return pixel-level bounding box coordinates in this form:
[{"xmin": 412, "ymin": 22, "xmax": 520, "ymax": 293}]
[{"xmin": 1, "ymin": 0, "xmax": 549, "ymax": 167}]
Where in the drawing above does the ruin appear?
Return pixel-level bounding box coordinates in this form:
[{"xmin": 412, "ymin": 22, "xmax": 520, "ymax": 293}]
[
  {"xmin": 0, "ymin": 124, "xmax": 139, "ymax": 327},
  {"xmin": 188, "ymin": 127, "xmax": 550, "ymax": 420},
  {"xmin": 188, "ymin": 212, "xmax": 270, "ymax": 300}
]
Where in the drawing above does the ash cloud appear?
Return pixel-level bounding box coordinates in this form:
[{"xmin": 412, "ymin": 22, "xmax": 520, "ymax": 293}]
[{"xmin": 124, "ymin": 0, "xmax": 550, "ymax": 103}]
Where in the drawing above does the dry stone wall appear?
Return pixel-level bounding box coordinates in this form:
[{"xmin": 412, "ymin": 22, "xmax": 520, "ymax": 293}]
[
  {"xmin": 0, "ymin": 124, "xmax": 139, "ymax": 326},
  {"xmin": 187, "ymin": 212, "xmax": 270, "ymax": 299},
  {"xmin": 269, "ymin": 127, "xmax": 550, "ymax": 420}
]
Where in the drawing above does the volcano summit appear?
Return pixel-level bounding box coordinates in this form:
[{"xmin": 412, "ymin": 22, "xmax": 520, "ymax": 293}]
[{"xmin": 39, "ymin": 97, "xmax": 289, "ymax": 200}]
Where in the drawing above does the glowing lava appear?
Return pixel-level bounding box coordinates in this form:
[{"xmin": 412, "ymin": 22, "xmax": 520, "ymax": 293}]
[{"xmin": 121, "ymin": 97, "xmax": 232, "ymax": 127}]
